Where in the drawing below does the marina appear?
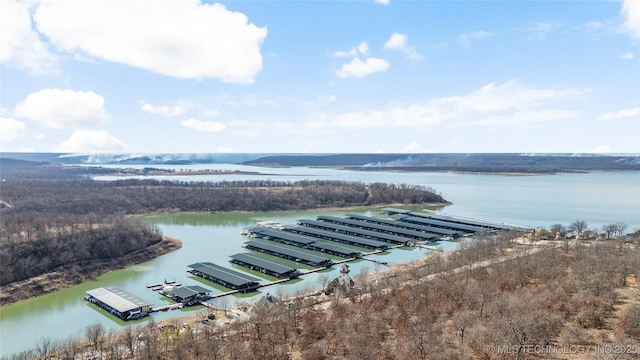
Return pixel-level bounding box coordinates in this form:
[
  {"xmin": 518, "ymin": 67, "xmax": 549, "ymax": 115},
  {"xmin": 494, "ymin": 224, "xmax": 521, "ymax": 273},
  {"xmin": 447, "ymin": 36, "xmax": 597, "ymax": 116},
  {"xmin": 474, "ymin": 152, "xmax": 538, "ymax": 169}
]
[{"xmin": 84, "ymin": 211, "xmax": 526, "ymax": 322}]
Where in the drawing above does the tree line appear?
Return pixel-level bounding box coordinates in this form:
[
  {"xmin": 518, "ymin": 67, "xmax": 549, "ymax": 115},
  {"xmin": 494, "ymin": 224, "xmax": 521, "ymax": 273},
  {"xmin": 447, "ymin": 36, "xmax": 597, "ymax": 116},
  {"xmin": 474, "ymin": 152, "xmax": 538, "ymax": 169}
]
[
  {"xmin": 540, "ymin": 219, "xmax": 636, "ymax": 240},
  {"xmin": 0, "ymin": 178, "xmax": 445, "ymax": 240},
  {"xmin": 0, "ymin": 217, "xmax": 162, "ymax": 286}
]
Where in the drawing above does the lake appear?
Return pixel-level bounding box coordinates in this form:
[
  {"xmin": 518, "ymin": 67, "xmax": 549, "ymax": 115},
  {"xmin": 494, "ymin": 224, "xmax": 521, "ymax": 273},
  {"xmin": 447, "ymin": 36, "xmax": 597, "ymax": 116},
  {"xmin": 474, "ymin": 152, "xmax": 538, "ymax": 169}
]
[{"xmin": 0, "ymin": 166, "xmax": 638, "ymax": 357}]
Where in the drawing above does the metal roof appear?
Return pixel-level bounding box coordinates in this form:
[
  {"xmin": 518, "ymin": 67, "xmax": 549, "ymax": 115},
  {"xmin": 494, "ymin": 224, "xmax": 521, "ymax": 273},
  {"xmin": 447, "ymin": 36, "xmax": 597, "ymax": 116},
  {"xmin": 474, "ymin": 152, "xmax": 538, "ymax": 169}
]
[
  {"xmin": 285, "ymin": 225, "xmax": 388, "ymax": 249},
  {"xmin": 310, "ymin": 240, "xmax": 361, "ymax": 257},
  {"xmin": 188, "ymin": 262, "xmax": 260, "ymax": 287},
  {"xmin": 168, "ymin": 285, "xmax": 210, "ymax": 300},
  {"xmin": 319, "ymin": 214, "xmax": 454, "ymax": 237},
  {"xmin": 244, "ymin": 240, "xmax": 331, "ymax": 265},
  {"xmin": 229, "ymin": 253, "xmax": 297, "ymax": 275},
  {"xmin": 397, "ymin": 215, "xmax": 488, "ymax": 233},
  {"xmin": 407, "ymin": 211, "xmax": 516, "ymax": 230},
  {"xmin": 383, "ymin": 207, "xmax": 528, "ymax": 231},
  {"xmin": 296, "ymin": 219, "xmax": 414, "ymax": 244},
  {"xmin": 250, "ymin": 227, "xmax": 317, "ymax": 245},
  {"xmin": 86, "ymin": 286, "xmax": 150, "ymax": 313},
  {"xmin": 346, "ymin": 214, "xmax": 460, "ymax": 236}
]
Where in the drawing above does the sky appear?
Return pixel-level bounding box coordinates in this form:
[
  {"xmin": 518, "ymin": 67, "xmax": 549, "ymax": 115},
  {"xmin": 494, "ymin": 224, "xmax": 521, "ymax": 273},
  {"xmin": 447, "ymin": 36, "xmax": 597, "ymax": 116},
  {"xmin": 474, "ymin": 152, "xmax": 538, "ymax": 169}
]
[{"xmin": 0, "ymin": 0, "xmax": 639, "ymax": 154}]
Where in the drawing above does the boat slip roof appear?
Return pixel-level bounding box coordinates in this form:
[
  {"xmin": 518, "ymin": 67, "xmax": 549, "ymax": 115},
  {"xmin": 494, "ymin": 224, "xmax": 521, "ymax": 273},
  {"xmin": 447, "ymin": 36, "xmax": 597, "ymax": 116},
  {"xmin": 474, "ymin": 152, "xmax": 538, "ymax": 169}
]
[
  {"xmin": 188, "ymin": 262, "xmax": 260, "ymax": 287},
  {"xmin": 285, "ymin": 225, "xmax": 388, "ymax": 249},
  {"xmin": 229, "ymin": 252, "xmax": 297, "ymax": 275},
  {"xmin": 86, "ymin": 286, "xmax": 150, "ymax": 313},
  {"xmin": 244, "ymin": 240, "xmax": 331, "ymax": 264},
  {"xmin": 168, "ymin": 285, "xmax": 210, "ymax": 299}
]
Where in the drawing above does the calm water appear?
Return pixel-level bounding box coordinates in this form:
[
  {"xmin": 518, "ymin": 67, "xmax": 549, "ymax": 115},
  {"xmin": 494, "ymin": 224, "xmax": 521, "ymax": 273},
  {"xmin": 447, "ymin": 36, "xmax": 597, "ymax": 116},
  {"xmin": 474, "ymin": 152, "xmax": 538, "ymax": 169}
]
[{"xmin": 1, "ymin": 167, "xmax": 638, "ymax": 356}]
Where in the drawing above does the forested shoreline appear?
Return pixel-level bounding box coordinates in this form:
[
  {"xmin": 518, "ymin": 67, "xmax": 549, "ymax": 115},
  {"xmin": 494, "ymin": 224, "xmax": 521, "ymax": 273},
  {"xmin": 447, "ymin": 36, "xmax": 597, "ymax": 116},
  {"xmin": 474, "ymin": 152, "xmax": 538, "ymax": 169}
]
[{"xmin": 0, "ymin": 158, "xmax": 446, "ymax": 304}]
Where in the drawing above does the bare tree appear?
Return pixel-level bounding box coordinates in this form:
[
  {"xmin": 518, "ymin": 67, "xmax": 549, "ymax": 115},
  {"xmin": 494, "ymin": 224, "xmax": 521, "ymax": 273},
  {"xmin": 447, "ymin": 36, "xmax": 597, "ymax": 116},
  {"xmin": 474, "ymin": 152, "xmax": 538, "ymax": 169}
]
[
  {"xmin": 85, "ymin": 322, "xmax": 106, "ymax": 352},
  {"xmin": 35, "ymin": 336, "xmax": 56, "ymax": 359},
  {"xmin": 550, "ymin": 223, "xmax": 567, "ymax": 239},
  {"xmin": 569, "ymin": 220, "xmax": 588, "ymax": 238}
]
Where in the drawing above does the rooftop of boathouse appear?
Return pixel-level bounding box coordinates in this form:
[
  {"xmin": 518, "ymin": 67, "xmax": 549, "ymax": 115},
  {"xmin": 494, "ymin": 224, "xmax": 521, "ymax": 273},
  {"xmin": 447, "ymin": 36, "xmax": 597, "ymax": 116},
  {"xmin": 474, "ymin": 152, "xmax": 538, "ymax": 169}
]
[
  {"xmin": 393, "ymin": 215, "xmax": 490, "ymax": 233},
  {"xmin": 249, "ymin": 227, "xmax": 317, "ymax": 246},
  {"xmin": 381, "ymin": 207, "xmax": 530, "ymax": 231},
  {"xmin": 284, "ymin": 224, "xmax": 389, "ymax": 250},
  {"xmin": 187, "ymin": 262, "xmax": 261, "ymax": 292},
  {"xmin": 243, "ymin": 240, "xmax": 333, "ymax": 267},
  {"xmin": 296, "ymin": 218, "xmax": 413, "ymax": 245},
  {"xmin": 229, "ymin": 252, "xmax": 301, "ymax": 279},
  {"xmin": 85, "ymin": 286, "xmax": 151, "ymax": 320},
  {"xmin": 165, "ymin": 285, "xmax": 211, "ymax": 303},
  {"xmin": 318, "ymin": 214, "xmax": 454, "ymax": 238}
]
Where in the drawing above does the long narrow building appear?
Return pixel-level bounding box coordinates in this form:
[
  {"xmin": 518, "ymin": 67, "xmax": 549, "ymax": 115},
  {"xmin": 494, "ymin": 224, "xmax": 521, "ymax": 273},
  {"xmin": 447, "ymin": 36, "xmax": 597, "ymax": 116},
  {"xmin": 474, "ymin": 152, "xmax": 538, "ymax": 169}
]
[
  {"xmin": 285, "ymin": 225, "xmax": 388, "ymax": 250},
  {"xmin": 382, "ymin": 207, "xmax": 529, "ymax": 231},
  {"xmin": 243, "ymin": 226, "xmax": 362, "ymax": 258},
  {"xmin": 296, "ymin": 219, "xmax": 413, "ymax": 245},
  {"xmin": 319, "ymin": 215, "xmax": 456, "ymax": 238},
  {"xmin": 249, "ymin": 227, "xmax": 317, "ymax": 247},
  {"xmin": 243, "ymin": 240, "xmax": 333, "ymax": 267},
  {"xmin": 187, "ymin": 262, "xmax": 261, "ymax": 293},
  {"xmin": 229, "ymin": 253, "xmax": 300, "ymax": 279},
  {"xmin": 391, "ymin": 215, "xmax": 489, "ymax": 233},
  {"xmin": 85, "ymin": 286, "xmax": 152, "ymax": 320}
]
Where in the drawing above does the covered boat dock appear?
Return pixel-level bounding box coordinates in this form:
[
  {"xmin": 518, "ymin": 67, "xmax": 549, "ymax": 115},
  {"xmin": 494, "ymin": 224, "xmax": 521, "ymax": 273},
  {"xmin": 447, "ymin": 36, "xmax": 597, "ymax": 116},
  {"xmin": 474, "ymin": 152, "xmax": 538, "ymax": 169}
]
[
  {"xmin": 85, "ymin": 286, "xmax": 152, "ymax": 320},
  {"xmin": 243, "ymin": 240, "xmax": 333, "ymax": 267},
  {"xmin": 285, "ymin": 225, "xmax": 389, "ymax": 250},
  {"xmin": 187, "ymin": 262, "xmax": 261, "ymax": 293},
  {"xmin": 319, "ymin": 215, "xmax": 453, "ymax": 239},
  {"xmin": 229, "ymin": 253, "xmax": 301, "ymax": 279},
  {"xmin": 162, "ymin": 285, "xmax": 211, "ymax": 305},
  {"xmin": 296, "ymin": 219, "xmax": 413, "ymax": 246},
  {"xmin": 391, "ymin": 215, "xmax": 489, "ymax": 233}
]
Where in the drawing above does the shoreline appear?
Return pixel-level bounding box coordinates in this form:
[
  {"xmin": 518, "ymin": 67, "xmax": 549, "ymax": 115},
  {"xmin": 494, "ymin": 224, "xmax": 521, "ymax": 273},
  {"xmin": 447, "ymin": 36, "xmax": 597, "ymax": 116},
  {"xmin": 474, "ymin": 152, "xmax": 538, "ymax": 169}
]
[{"xmin": 0, "ymin": 236, "xmax": 182, "ymax": 306}]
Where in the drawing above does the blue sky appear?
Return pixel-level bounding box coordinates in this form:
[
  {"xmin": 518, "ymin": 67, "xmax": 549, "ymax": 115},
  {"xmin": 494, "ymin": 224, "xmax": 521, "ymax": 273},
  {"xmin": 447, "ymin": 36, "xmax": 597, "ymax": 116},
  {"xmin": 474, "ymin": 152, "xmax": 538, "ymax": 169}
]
[{"xmin": 1, "ymin": 0, "xmax": 639, "ymax": 154}]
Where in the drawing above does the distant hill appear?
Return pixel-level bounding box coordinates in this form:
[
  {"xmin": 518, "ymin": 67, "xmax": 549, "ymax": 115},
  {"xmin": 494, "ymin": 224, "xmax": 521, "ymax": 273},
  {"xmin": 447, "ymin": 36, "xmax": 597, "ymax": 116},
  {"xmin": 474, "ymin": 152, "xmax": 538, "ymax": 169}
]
[
  {"xmin": 1, "ymin": 152, "xmax": 638, "ymax": 173},
  {"xmin": 243, "ymin": 153, "xmax": 640, "ymax": 173}
]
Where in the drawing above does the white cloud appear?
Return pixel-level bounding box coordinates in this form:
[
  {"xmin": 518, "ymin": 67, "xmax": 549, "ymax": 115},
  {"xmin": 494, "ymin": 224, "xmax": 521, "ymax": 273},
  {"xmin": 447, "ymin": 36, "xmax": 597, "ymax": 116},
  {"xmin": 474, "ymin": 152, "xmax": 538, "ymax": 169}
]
[
  {"xmin": 15, "ymin": 88, "xmax": 108, "ymax": 129},
  {"xmin": 619, "ymin": 53, "xmax": 635, "ymax": 60},
  {"xmin": 334, "ymin": 42, "xmax": 369, "ymax": 58},
  {"xmin": 331, "ymin": 80, "xmax": 588, "ymax": 128},
  {"xmin": 0, "ymin": 116, "xmax": 26, "ymax": 141},
  {"xmin": 374, "ymin": 0, "xmax": 390, "ymax": 4},
  {"xmin": 458, "ymin": 31, "xmax": 491, "ymax": 48},
  {"xmin": 0, "ymin": 0, "xmax": 58, "ymax": 75},
  {"xmin": 141, "ymin": 102, "xmax": 191, "ymax": 117},
  {"xmin": 384, "ymin": 33, "xmax": 407, "ymax": 50},
  {"xmin": 33, "ymin": 0, "xmax": 267, "ymax": 82},
  {"xmin": 599, "ymin": 107, "xmax": 640, "ymax": 120},
  {"xmin": 56, "ymin": 129, "xmax": 128, "ymax": 153},
  {"xmin": 358, "ymin": 42, "xmax": 369, "ymax": 55},
  {"xmin": 592, "ymin": 145, "xmax": 612, "ymax": 153},
  {"xmin": 181, "ymin": 118, "xmax": 226, "ymax": 132},
  {"xmin": 621, "ymin": 0, "xmax": 640, "ymax": 38},
  {"xmin": 336, "ymin": 57, "xmax": 390, "ymax": 78},
  {"xmin": 333, "ymin": 49, "xmax": 358, "ymax": 58},
  {"xmin": 383, "ymin": 33, "xmax": 422, "ymax": 61}
]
